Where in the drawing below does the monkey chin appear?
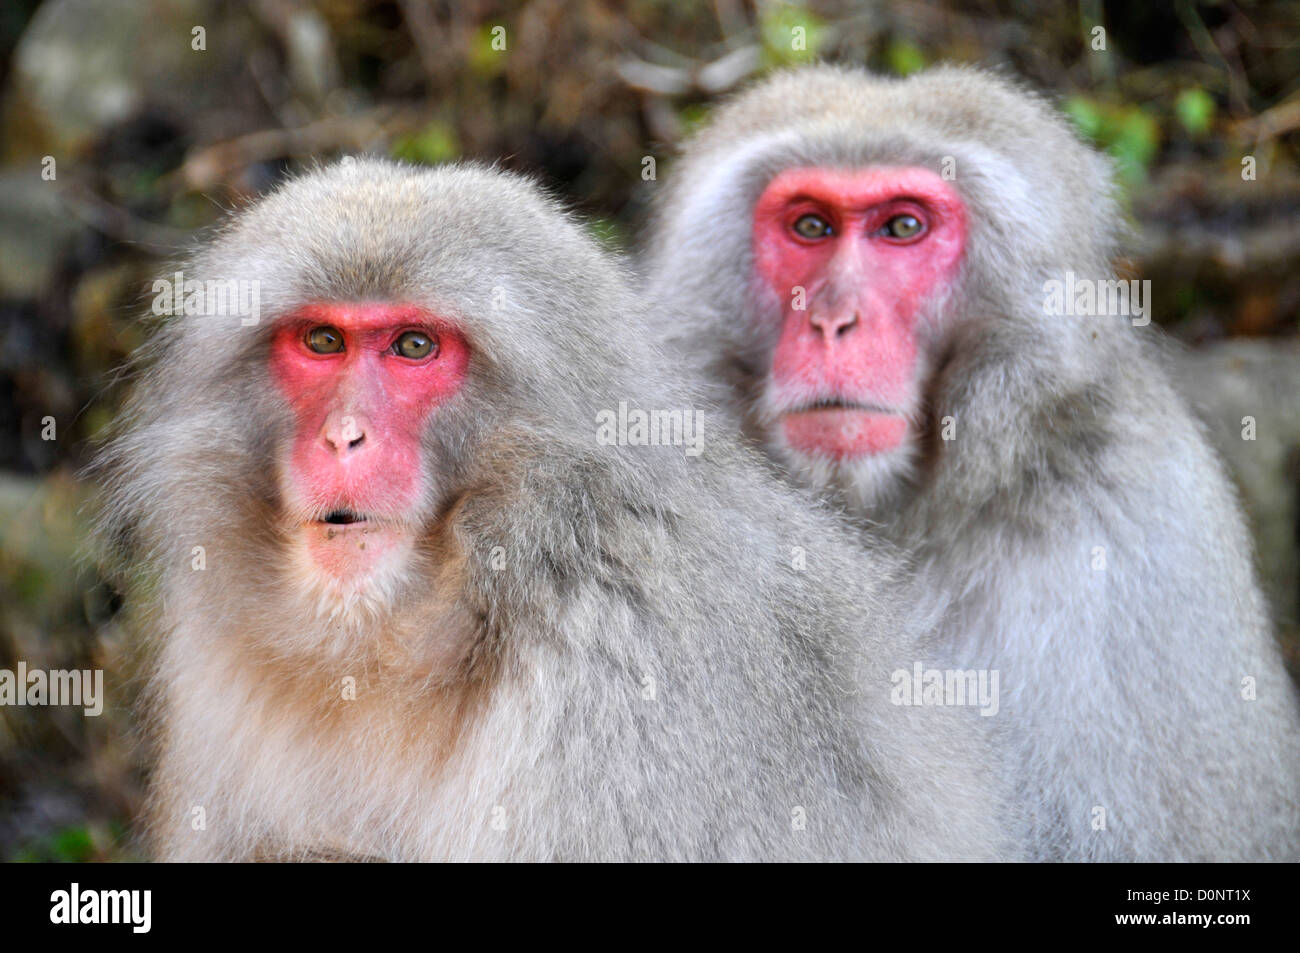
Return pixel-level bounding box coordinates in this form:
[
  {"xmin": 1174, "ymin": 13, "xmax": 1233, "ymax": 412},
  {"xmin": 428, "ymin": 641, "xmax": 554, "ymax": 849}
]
[
  {"xmin": 290, "ymin": 520, "xmax": 416, "ymax": 620},
  {"xmin": 770, "ymin": 412, "xmax": 919, "ymax": 513}
]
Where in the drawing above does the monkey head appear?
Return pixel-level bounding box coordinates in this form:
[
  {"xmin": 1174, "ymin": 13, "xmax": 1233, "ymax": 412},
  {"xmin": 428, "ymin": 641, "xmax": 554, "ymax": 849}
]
[
  {"xmin": 98, "ymin": 160, "xmax": 645, "ymax": 645},
  {"xmin": 647, "ymin": 65, "xmax": 1121, "ymax": 511}
]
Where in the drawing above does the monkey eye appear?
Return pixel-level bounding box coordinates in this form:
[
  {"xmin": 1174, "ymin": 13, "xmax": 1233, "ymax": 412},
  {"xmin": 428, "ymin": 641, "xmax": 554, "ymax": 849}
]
[
  {"xmin": 394, "ymin": 330, "xmax": 438, "ymax": 360},
  {"xmin": 882, "ymin": 214, "xmax": 924, "ymax": 240},
  {"xmin": 305, "ymin": 326, "xmax": 345, "ymax": 354},
  {"xmin": 792, "ymin": 213, "xmax": 833, "ymax": 240}
]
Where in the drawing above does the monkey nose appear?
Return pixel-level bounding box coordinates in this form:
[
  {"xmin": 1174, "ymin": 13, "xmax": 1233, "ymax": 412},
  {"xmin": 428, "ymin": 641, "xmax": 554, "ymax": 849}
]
[
  {"xmin": 809, "ymin": 310, "xmax": 859, "ymax": 341},
  {"xmin": 320, "ymin": 410, "xmax": 370, "ymax": 457}
]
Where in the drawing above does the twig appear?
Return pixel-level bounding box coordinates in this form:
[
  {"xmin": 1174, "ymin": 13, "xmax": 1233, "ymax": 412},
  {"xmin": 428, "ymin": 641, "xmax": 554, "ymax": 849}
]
[
  {"xmin": 171, "ymin": 107, "xmax": 421, "ymax": 191},
  {"xmin": 56, "ymin": 182, "xmax": 193, "ymax": 253},
  {"xmin": 617, "ymin": 43, "xmax": 761, "ymax": 97}
]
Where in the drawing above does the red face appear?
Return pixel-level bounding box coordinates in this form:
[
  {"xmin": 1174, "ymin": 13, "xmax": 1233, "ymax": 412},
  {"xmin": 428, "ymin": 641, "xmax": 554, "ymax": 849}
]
[
  {"xmin": 752, "ymin": 166, "xmax": 967, "ymax": 461},
  {"xmin": 268, "ymin": 303, "xmax": 470, "ymax": 583}
]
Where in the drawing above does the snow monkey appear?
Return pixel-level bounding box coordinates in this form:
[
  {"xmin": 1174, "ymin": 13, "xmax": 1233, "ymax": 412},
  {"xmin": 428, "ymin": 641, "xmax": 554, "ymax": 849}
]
[{"xmin": 642, "ymin": 65, "xmax": 1300, "ymax": 861}]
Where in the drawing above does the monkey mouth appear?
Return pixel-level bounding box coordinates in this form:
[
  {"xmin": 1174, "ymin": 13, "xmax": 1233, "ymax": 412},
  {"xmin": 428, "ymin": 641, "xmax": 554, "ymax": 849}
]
[
  {"xmin": 782, "ymin": 402, "xmax": 909, "ymax": 458},
  {"xmin": 320, "ymin": 509, "xmax": 367, "ymax": 526},
  {"xmin": 789, "ymin": 398, "xmax": 899, "ymax": 415},
  {"xmin": 307, "ymin": 509, "xmax": 386, "ymax": 539},
  {"xmin": 300, "ymin": 510, "xmax": 411, "ymax": 583}
]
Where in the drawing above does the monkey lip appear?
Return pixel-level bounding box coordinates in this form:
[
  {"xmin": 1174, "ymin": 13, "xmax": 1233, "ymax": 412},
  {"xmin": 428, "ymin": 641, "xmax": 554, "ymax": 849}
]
[
  {"xmin": 782, "ymin": 403, "xmax": 908, "ymax": 459},
  {"xmin": 300, "ymin": 514, "xmax": 410, "ymax": 582},
  {"xmin": 308, "ymin": 515, "xmax": 388, "ymax": 540},
  {"xmin": 789, "ymin": 398, "xmax": 899, "ymax": 415}
]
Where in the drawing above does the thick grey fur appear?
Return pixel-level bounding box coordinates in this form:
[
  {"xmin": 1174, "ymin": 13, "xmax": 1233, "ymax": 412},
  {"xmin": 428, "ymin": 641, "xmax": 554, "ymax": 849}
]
[
  {"xmin": 643, "ymin": 64, "xmax": 1300, "ymax": 861},
  {"xmin": 92, "ymin": 159, "xmax": 1011, "ymax": 861}
]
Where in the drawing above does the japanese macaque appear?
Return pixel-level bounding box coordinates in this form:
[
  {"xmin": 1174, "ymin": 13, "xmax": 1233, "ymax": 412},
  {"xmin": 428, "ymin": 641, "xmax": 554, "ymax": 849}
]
[
  {"xmin": 92, "ymin": 159, "xmax": 1011, "ymax": 862},
  {"xmin": 643, "ymin": 65, "xmax": 1300, "ymax": 862}
]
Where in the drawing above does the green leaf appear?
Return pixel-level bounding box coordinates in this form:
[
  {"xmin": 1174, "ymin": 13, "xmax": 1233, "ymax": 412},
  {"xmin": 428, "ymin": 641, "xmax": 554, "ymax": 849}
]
[
  {"xmin": 469, "ymin": 24, "xmax": 508, "ymax": 76},
  {"xmin": 678, "ymin": 103, "xmax": 712, "ymax": 136},
  {"xmin": 760, "ymin": 5, "xmax": 825, "ymax": 66},
  {"xmin": 1064, "ymin": 96, "xmax": 1105, "ymax": 140},
  {"xmin": 885, "ymin": 40, "xmax": 926, "ymax": 77},
  {"xmin": 1175, "ymin": 88, "xmax": 1215, "ymax": 135},
  {"xmin": 1064, "ymin": 98, "xmax": 1159, "ymax": 183},
  {"xmin": 1110, "ymin": 107, "xmax": 1160, "ymax": 181},
  {"xmin": 51, "ymin": 827, "xmax": 96, "ymax": 862},
  {"xmin": 391, "ymin": 122, "xmax": 460, "ymax": 166}
]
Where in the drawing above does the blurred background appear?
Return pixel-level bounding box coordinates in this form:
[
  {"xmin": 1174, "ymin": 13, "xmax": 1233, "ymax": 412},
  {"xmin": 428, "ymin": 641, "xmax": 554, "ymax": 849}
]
[{"xmin": 0, "ymin": 0, "xmax": 1297, "ymax": 861}]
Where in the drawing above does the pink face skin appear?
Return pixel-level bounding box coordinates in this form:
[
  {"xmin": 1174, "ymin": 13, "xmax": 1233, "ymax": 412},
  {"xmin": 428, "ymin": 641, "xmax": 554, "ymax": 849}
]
[
  {"xmin": 752, "ymin": 166, "xmax": 968, "ymax": 461},
  {"xmin": 268, "ymin": 303, "xmax": 470, "ymax": 583}
]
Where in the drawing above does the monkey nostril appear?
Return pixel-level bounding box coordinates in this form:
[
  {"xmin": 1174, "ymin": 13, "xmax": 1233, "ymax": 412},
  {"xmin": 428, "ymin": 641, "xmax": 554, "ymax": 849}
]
[
  {"xmin": 322, "ymin": 415, "xmax": 368, "ymax": 456},
  {"xmin": 812, "ymin": 312, "xmax": 858, "ymax": 340}
]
